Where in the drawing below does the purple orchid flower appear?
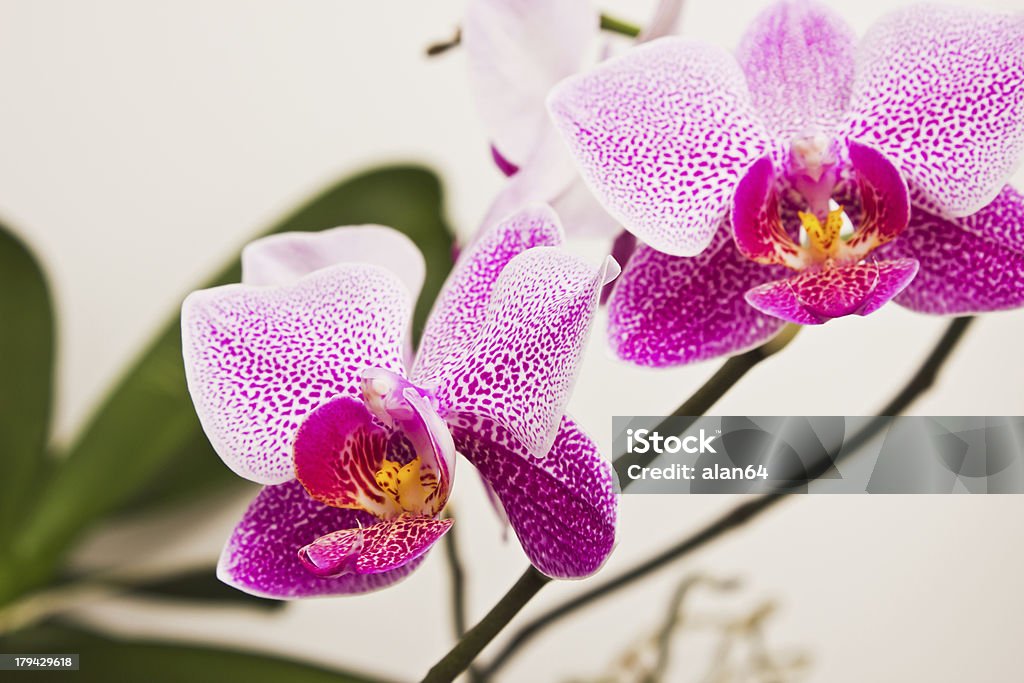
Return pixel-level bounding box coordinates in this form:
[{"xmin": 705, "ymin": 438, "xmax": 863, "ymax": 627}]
[
  {"xmin": 547, "ymin": 0, "xmax": 1024, "ymax": 366},
  {"xmin": 464, "ymin": 0, "xmax": 683, "ymax": 237},
  {"xmin": 181, "ymin": 206, "xmax": 619, "ymax": 598}
]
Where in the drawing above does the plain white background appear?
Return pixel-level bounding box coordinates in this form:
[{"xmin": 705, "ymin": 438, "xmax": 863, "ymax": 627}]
[{"xmin": 2, "ymin": 1, "xmax": 1023, "ymax": 681}]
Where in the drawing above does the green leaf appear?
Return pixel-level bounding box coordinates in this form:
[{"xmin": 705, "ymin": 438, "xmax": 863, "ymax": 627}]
[
  {"xmin": 0, "ymin": 222, "xmax": 55, "ymax": 545},
  {"xmin": 117, "ymin": 566, "xmax": 284, "ymax": 611},
  {"xmin": 0, "ymin": 624, "xmax": 396, "ymax": 683},
  {"xmin": 13, "ymin": 165, "xmax": 454, "ymax": 589}
]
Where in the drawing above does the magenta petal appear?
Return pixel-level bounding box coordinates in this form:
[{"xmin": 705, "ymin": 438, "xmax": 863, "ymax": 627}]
[
  {"xmin": 414, "ymin": 204, "xmax": 563, "ymax": 386},
  {"xmin": 876, "ymin": 191, "xmax": 1024, "ymax": 315},
  {"xmin": 745, "ymin": 259, "xmax": 919, "ymax": 324},
  {"xmin": 436, "ymin": 248, "xmax": 617, "ymax": 458},
  {"xmin": 298, "ymin": 515, "xmax": 453, "ymax": 577},
  {"xmin": 843, "ymin": 5, "xmax": 1024, "ymax": 217},
  {"xmin": 609, "ymin": 227, "xmax": 787, "ymax": 366},
  {"xmin": 217, "ymin": 482, "xmax": 423, "ymax": 598},
  {"xmin": 548, "ymin": 37, "xmax": 771, "ymax": 256},
  {"xmin": 731, "ymin": 155, "xmax": 805, "ymax": 267},
  {"xmin": 737, "ymin": 0, "xmax": 856, "ymax": 140},
  {"xmin": 452, "ymin": 415, "xmax": 616, "ymax": 578},
  {"xmin": 182, "ymin": 264, "xmax": 411, "ymax": 484},
  {"xmin": 293, "ymin": 396, "xmax": 393, "ymax": 515}
]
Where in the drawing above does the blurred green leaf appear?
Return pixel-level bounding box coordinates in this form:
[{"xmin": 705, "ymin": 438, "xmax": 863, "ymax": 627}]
[
  {"xmin": 118, "ymin": 566, "xmax": 284, "ymax": 611},
  {"xmin": 0, "ymin": 222, "xmax": 54, "ymax": 545},
  {"xmin": 0, "ymin": 624, "xmax": 396, "ymax": 683},
  {"xmin": 12, "ymin": 165, "xmax": 454, "ymax": 590}
]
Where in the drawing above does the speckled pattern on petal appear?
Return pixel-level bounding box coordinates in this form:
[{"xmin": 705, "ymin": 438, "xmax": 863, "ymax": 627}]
[
  {"xmin": 217, "ymin": 481, "xmax": 423, "ymax": 599},
  {"xmin": 299, "ymin": 515, "xmax": 453, "ymax": 576},
  {"xmin": 609, "ymin": 226, "xmax": 787, "ymax": 367},
  {"xmin": 737, "ymin": 0, "xmax": 856, "ymax": 140},
  {"xmin": 877, "ymin": 192, "xmax": 1024, "ymax": 315},
  {"xmin": 843, "ymin": 5, "xmax": 1024, "ymax": 216},
  {"xmin": 548, "ymin": 37, "xmax": 770, "ymax": 256},
  {"xmin": 182, "ymin": 264, "xmax": 410, "ymax": 485},
  {"xmin": 451, "ymin": 414, "xmax": 616, "ymax": 578},
  {"xmin": 745, "ymin": 259, "xmax": 919, "ymax": 324},
  {"xmin": 414, "ymin": 205, "xmax": 563, "ymax": 386},
  {"xmin": 292, "ymin": 396, "xmax": 394, "ymax": 516},
  {"xmin": 436, "ymin": 248, "xmax": 615, "ymax": 458}
]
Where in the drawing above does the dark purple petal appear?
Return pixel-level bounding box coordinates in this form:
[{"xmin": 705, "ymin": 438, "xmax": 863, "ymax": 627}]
[
  {"xmin": 451, "ymin": 414, "xmax": 616, "ymax": 578},
  {"xmin": 548, "ymin": 37, "xmax": 771, "ymax": 256},
  {"xmin": 843, "ymin": 5, "xmax": 1024, "ymax": 217},
  {"xmin": 609, "ymin": 226, "xmax": 787, "ymax": 366},
  {"xmin": 737, "ymin": 0, "xmax": 856, "ymax": 140},
  {"xmin": 877, "ymin": 190, "xmax": 1024, "ymax": 314},
  {"xmin": 217, "ymin": 481, "xmax": 425, "ymax": 599},
  {"xmin": 745, "ymin": 259, "xmax": 919, "ymax": 324}
]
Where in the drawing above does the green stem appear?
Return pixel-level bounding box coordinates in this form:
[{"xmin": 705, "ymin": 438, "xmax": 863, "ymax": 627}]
[
  {"xmin": 421, "ymin": 568, "xmax": 550, "ymax": 683},
  {"xmin": 441, "ymin": 511, "xmax": 469, "ymax": 639},
  {"xmin": 480, "ymin": 316, "xmax": 975, "ymax": 677},
  {"xmin": 599, "ymin": 13, "xmax": 642, "ymax": 38}
]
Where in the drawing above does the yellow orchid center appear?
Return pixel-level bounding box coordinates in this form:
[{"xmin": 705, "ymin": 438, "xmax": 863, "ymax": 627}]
[
  {"xmin": 799, "ymin": 208, "xmax": 846, "ymax": 260},
  {"xmin": 374, "ymin": 458, "xmax": 440, "ymax": 515}
]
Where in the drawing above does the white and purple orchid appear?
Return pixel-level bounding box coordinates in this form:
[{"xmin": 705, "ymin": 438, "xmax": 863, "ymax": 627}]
[
  {"xmin": 463, "ymin": 0, "xmax": 682, "ymax": 238},
  {"xmin": 548, "ymin": 1, "xmax": 1024, "ymax": 366},
  {"xmin": 181, "ymin": 206, "xmax": 619, "ymax": 598}
]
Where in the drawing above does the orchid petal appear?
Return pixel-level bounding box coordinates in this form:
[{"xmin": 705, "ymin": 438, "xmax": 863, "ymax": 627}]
[
  {"xmin": 217, "ymin": 481, "xmax": 422, "ymax": 598},
  {"xmin": 182, "ymin": 264, "xmax": 409, "ymax": 484},
  {"xmin": 414, "ymin": 205, "xmax": 563, "ymax": 386},
  {"xmin": 292, "ymin": 396, "xmax": 396, "ymax": 516},
  {"xmin": 745, "ymin": 259, "xmax": 919, "ymax": 324},
  {"xmin": 548, "ymin": 37, "xmax": 771, "ymax": 256},
  {"xmin": 439, "ymin": 248, "xmax": 618, "ymax": 458},
  {"xmin": 841, "ymin": 140, "xmax": 911, "ymax": 258},
  {"xmin": 736, "ymin": 0, "xmax": 856, "ymax": 141},
  {"xmin": 609, "ymin": 226, "xmax": 787, "ymax": 366},
  {"xmin": 464, "ymin": 0, "xmax": 598, "ymax": 167},
  {"xmin": 843, "ymin": 5, "xmax": 1024, "ymax": 217},
  {"xmin": 299, "ymin": 515, "xmax": 452, "ymax": 577},
  {"xmin": 638, "ymin": 0, "xmax": 685, "ymax": 42},
  {"xmin": 452, "ymin": 415, "xmax": 616, "ymax": 578},
  {"xmin": 240, "ymin": 226, "xmax": 425, "ymax": 303},
  {"xmin": 877, "ymin": 188, "xmax": 1024, "ymax": 315},
  {"xmin": 732, "ymin": 155, "xmax": 805, "ymax": 268}
]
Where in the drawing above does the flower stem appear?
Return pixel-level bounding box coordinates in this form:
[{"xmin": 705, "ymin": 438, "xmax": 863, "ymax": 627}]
[
  {"xmin": 421, "ymin": 568, "xmax": 550, "ymax": 683},
  {"xmin": 441, "ymin": 510, "xmax": 469, "ymax": 639},
  {"xmin": 599, "ymin": 14, "xmax": 642, "ymax": 38},
  {"xmin": 478, "ymin": 316, "xmax": 975, "ymax": 678},
  {"xmin": 425, "ymin": 13, "xmax": 643, "ymax": 57}
]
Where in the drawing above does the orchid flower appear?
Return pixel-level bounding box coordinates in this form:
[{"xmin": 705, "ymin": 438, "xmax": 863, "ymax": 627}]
[
  {"xmin": 181, "ymin": 206, "xmax": 619, "ymax": 597},
  {"xmin": 548, "ymin": 1, "xmax": 1024, "ymax": 366},
  {"xmin": 464, "ymin": 0, "xmax": 683, "ymax": 238}
]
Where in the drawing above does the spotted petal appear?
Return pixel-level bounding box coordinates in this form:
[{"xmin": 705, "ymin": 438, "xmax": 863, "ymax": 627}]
[
  {"xmin": 413, "ymin": 204, "xmax": 563, "ymax": 386},
  {"xmin": 241, "ymin": 226, "xmax": 425, "ymax": 302},
  {"xmin": 451, "ymin": 415, "xmax": 616, "ymax": 578},
  {"xmin": 182, "ymin": 264, "xmax": 409, "ymax": 484},
  {"xmin": 464, "ymin": 0, "xmax": 598, "ymax": 167},
  {"xmin": 548, "ymin": 37, "xmax": 771, "ymax": 256},
  {"xmin": 217, "ymin": 481, "xmax": 424, "ymax": 598},
  {"xmin": 737, "ymin": 0, "xmax": 856, "ymax": 141},
  {"xmin": 298, "ymin": 515, "xmax": 453, "ymax": 577},
  {"xmin": 877, "ymin": 187, "xmax": 1024, "ymax": 315},
  {"xmin": 609, "ymin": 227, "xmax": 787, "ymax": 366},
  {"xmin": 843, "ymin": 5, "xmax": 1024, "ymax": 217},
  {"xmin": 745, "ymin": 259, "xmax": 919, "ymax": 324},
  {"xmin": 436, "ymin": 248, "xmax": 618, "ymax": 458}
]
